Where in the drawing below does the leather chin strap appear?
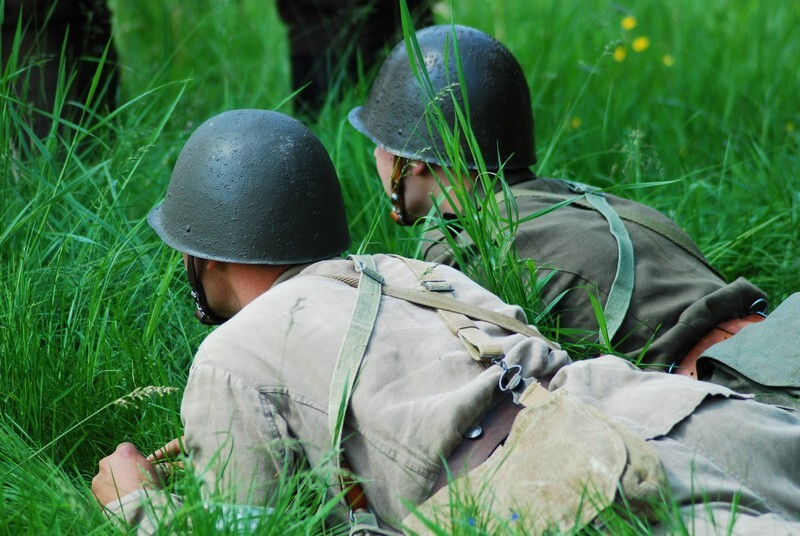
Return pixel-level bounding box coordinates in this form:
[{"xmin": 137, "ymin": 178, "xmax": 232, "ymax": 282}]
[
  {"xmin": 389, "ymin": 158, "xmax": 412, "ymax": 226},
  {"xmin": 185, "ymin": 255, "xmax": 229, "ymax": 326},
  {"xmin": 389, "ymin": 158, "xmax": 462, "ymax": 226}
]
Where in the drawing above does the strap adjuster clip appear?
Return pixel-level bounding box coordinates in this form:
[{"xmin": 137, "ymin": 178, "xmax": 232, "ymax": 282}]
[
  {"xmin": 354, "ymin": 260, "xmax": 385, "ymax": 285},
  {"xmin": 422, "ymin": 280, "xmax": 454, "ymax": 292}
]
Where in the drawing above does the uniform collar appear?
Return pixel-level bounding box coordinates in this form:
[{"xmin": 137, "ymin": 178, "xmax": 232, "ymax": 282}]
[{"xmin": 270, "ymin": 263, "xmax": 315, "ymax": 288}]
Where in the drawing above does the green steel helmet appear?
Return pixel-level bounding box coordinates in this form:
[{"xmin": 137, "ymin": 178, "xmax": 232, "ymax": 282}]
[
  {"xmin": 148, "ymin": 109, "xmax": 351, "ymax": 264},
  {"xmin": 348, "ymin": 24, "xmax": 535, "ymax": 170}
]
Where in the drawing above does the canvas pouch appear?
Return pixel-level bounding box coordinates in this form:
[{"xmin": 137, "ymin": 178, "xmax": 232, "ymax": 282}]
[{"xmin": 403, "ymin": 383, "xmax": 666, "ymax": 534}]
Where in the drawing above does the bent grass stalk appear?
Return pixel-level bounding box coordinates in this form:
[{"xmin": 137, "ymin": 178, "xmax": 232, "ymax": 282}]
[{"xmin": 7, "ymin": 387, "xmax": 178, "ymax": 477}]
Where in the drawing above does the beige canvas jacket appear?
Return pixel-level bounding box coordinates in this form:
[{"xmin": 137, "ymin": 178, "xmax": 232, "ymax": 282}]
[
  {"xmin": 179, "ymin": 255, "xmax": 572, "ymax": 528},
  {"xmin": 107, "ymin": 255, "xmax": 800, "ymax": 533}
]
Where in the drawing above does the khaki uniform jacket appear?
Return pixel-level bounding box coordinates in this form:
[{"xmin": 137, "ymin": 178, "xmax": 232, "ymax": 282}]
[
  {"xmin": 182, "ymin": 255, "xmax": 572, "ymax": 528},
  {"xmin": 109, "ymin": 255, "xmax": 800, "ymax": 533},
  {"xmin": 423, "ymin": 176, "xmax": 766, "ymax": 365}
]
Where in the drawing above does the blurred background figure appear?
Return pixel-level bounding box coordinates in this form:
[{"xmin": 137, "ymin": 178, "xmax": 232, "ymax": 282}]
[
  {"xmin": 277, "ymin": 0, "xmax": 433, "ymax": 116},
  {"xmin": 1, "ymin": 0, "xmax": 118, "ymax": 136}
]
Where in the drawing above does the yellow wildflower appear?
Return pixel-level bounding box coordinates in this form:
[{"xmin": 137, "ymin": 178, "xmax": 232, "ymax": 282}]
[
  {"xmin": 788, "ymin": 122, "xmax": 796, "ymax": 133},
  {"xmin": 613, "ymin": 45, "xmax": 627, "ymax": 62},
  {"xmin": 632, "ymin": 36, "xmax": 650, "ymax": 52},
  {"xmin": 662, "ymin": 54, "xmax": 675, "ymax": 67},
  {"xmin": 570, "ymin": 117, "xmax": 582, "ymax": 130},
  {"xmin": 621, "ymin": 16, "xmax": 637, "ymax": 30}
]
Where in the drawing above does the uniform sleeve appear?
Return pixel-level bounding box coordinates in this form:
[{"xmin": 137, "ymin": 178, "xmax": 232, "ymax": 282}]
[
  {"xmin": 103, "ymin": 489, "xmax": 177, "ymax": 535},
  {"xmin": 182, "ymin": 354, "xmax": 299, "ymax": 505}
]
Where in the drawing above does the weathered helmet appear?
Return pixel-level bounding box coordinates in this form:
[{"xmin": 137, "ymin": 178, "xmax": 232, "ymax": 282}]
[
  {"xmin": 148, "ymin": 109, "xmax": 350, "ymax": 264},
  {"xmin": 348, "ymin": 25, "xmax": 535, "ymax": 170}
]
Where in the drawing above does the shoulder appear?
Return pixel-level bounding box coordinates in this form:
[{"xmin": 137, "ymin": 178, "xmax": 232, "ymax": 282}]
[
  {"xmin": 504, "ymin": 177, "xmax": 574, "ymax": 198},
  {"xmin": 196, "ymin": 260, "xmax": 359, "ymax": 363},
  {"xmin": 514, "ymin": 178, "xmax": 685, "ymax": 233}
]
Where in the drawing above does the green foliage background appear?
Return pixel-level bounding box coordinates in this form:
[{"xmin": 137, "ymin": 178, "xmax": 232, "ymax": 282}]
[{"xmin": 1, "ymin": 0, "xmax": 798, "ymax": 532}]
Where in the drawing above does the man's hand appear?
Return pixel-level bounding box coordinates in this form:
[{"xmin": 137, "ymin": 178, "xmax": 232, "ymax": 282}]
[
  {"xmin": 147, "ymin": 436, "xmax": 186, "ymax": 481},
  {"xmin": 147, "ymin": 436, "xmax": 185, "ymax": 463},
  {"xmin": 92, "ymin": 442, "xmax": 161, "ymax": 506}
]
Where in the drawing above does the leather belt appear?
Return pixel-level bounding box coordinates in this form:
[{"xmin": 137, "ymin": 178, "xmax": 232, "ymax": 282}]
[
  {"xmin": 339, "ymin": 459, "xmax": 369, "ymax": 511},
  {"xmin": 673, "ymin": 313, "xmax": 765, "ymax": 378},
  {"xmin": 431, "ymin": 395, "xmax": 521, "ymax": 495},
  {"xmin": 341, "ymin": 398, "xmax": 522, "ymax": 512}
]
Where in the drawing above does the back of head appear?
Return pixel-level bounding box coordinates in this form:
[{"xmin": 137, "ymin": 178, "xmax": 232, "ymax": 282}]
[
  {"xmin": 349, "ymin": 25, "xmax": 535, "ymax": 170},
  {"xmin": 148, "ymin": 109, "xmax": 351, "ymax": 264}
]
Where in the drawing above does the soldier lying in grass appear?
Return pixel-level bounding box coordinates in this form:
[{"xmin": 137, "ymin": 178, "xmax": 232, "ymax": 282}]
[
  {"xmin": 349, "ymin": 25, "xmax": 800, "ymax": 410},
  {"xmin": 93, "ymin": 109, "xmax": 800, "ymax": 534}
]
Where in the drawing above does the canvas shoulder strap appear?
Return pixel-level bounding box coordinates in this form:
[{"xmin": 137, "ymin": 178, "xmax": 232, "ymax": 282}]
[
  {"xmin": 326, "ymin": 255, "xmax": 390, "ymax": 535},
  {"xmin": 316, "ymin": 263, "xmax": 559, "ymax": 353},
  {"xmin": 507, "ymin": 182, "xmax": 716, "ymax": 271},
  {"xmin": 328, "ymin": 255, "xmax": 383, "ymax": 453},
  {"xmin": 393, "ymin": 255, "xmax": 506, "ymax": 361},
  {"xmin": 502, "ymin": 181, "xmax": 634, "ymax": 345}
]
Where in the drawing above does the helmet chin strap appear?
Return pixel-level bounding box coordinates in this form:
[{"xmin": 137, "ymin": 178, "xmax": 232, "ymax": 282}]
[
  {"xmin": 389, "ymin": 158, "xmax": 412, "ymax": 226},
  {"xmin": 185, "ymin": 255, "xmax": 229, "ymax": 325}
]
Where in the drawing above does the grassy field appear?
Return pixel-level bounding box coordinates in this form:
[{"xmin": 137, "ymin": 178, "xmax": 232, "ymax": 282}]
[{"xmin": 1, "ymin": 0, "xmax": 798, "ymax": 533}]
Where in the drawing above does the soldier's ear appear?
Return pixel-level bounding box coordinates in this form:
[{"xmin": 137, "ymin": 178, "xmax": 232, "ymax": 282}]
[
  {"xmin": 409, "ymin": 160, "xmax": 427, "ymax": 176},
  {"xmin": 205, "ymin": 259, "xmax": 223, "ymax": 271}
]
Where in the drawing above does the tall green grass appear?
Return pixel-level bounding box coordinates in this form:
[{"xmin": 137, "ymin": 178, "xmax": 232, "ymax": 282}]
[{"xmin": 2, "ymin": 0, "xmax": 798, "ymax": 532}]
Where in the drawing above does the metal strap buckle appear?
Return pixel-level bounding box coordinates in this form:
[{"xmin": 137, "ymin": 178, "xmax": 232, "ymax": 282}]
[
  {"xmin": 748, "ymin": 298, "xmax": 768, "ymax": 318},
  {"xmin": 493, "ymin": 357, "xmax": 523, "ymax": 392},
  {"xmin": 562, "ymin": 179, "xmax": 604, "ymax": 197}
]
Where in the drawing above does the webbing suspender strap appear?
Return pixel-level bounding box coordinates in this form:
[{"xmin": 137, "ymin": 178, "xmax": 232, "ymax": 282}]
[
  {"xmin": 320, "ymin": 271, "xmax": 560, "ymax": 351},
  {"xmin": 328, "ymin": 255, "xmax": 383, "ymax": 453},
  {"xmin": 579, "ymin": 186, "xmax": 635, "ymax": 346},
  {"xmin": 506, "ymin": 184, "xmax": 717, "ymax": 272},
  {"xmin": 501, "ymin": 183, "xmax": 635, "ymax": 345},
  {"xmin": 392, "ymin": 255, "xmax": 505, "ymax": 361},
  {"xmin": 327, "ymin": 255, "xmax": 383, "ymax": 534}
]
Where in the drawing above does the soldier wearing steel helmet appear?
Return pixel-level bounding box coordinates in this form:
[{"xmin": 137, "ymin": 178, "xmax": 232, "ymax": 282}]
[
  {"xmin": 348, "ymin": 25, "xmax": 800, "ymax": 409},
  {"xmin": 91, "ymin": 108, "xmax": 800, "ymax": 535},
  {"xmin": 146, "ymin": 109, "xmax": 352, "ymax": 325}
]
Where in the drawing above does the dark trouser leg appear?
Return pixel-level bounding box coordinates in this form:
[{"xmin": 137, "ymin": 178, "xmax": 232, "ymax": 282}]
[
  {"xmin": 277, "ymin": 0, "xmax": 433, "ymax": 115},
  {"xmin": 1, "ymin": 0, "xmax": 118, "ymax": 136}
]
